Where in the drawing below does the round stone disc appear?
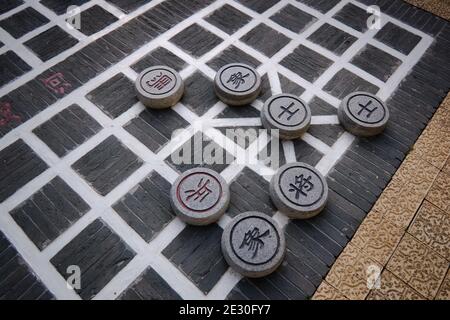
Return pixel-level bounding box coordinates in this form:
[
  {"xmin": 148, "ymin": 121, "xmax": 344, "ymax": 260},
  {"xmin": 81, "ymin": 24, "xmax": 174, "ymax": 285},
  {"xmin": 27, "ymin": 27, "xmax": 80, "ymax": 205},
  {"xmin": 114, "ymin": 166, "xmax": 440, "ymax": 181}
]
[
  {"xmin": 214, "ymin": 63, "xmax": 261, "ymax": 106},
  {"xmin": 338, "ymin": 91, "xmax": 389, "ymax": 137},
  {"xmin": 270, "ymin": 162, "xmax": 328, "ymax": 219},
  {"xmin": 261, "ymin": 94, "xmax": 311, "ymax": 139},
  {"xmin": 221, "ymin": 211, "xmax": 286, "ymax": 278},
  {"xmin": 170, "ymin": 168, "xmax": 230, "ymax": 226},
  {"xmin": 135, "ymin": 66, "xmax": 184, "ymax": 109}
]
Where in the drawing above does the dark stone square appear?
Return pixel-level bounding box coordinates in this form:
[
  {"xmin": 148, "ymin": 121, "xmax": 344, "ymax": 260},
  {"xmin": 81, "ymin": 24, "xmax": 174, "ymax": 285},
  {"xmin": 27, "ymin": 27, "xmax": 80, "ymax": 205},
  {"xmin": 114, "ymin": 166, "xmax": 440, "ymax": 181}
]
[
  {"xmin": 270, "ymin": 4, "xmax": 317, "ymax": 33},
  {"xmin": 374, "ymin": 22, "xmax": 422, "ymax": 55},
  {"xmin": 215, "ymin": 104, "xmax": 260, "ymax": 119},
  {"xmin": 307, "ymin": 23, "xmax": 357, "ymax": 55},
  {"xmin": 170, "ymin": 23, "xmax": 223, "ymax": 58},
  {"xmin": 259, "ymin": 137, "xmax": 323, "ymax": 169},
  {"xmin": 10, "ymin": 177, "xmax": 90, "ymax": 250},
  {"xmin": 280, "ymin": 45, "xmax": 333, "ymax": 82},
  {"xmin": 309, "ymin": 96, "xmax": 338, "ymax": 116},
  {"xmin": 0, "ymin": 231, "xmax": 54, "ymax": 300},
  {"xmin": 105, "ymin": 0, "xmax": 151, "ymax": 13},
  {"xmin": 258, "ymin": 136, "xmax": 285, "ymax": 170},
  {"xmin": 351, "ymin": 44, "xmax": 402, "ymax": 82},
  {"xmin": 162, "ymin": 224, "xmax": 227, "ymax": 294},
  {"xmin": 181, "ymin": 71, "xmax": 218, "ymax": 115},
  {"xmin": 24, "ymin": 26, "xmax": 78, "ymax": 62},
  {"xmin": 333, "ymin": 3, "xmax": 370, "ymax": 33},
  {"xmin": 0, "ymin": 7, "xmax": 49, "ymax": 39},
  {"xmin": 79, "ymin": 5, "xmax": 118, "ymax": 36},
  {"xmin": 86, "ymin": 73, "xmax": 138, "ymax": 119},
  {"xmin": 260, "ymin": 73, "xmax": 272, "ymax": 101},
  {"xmin": 124, "ymin": 107, "xmax": 189, "ymax": 153},
  {"xmin": 228, "ymin": 167, "xmax": 276, "ymax": 218},
  {"xmin": 0, "ymin": 80, "xmax": 59, "ymax": 137},
  {"xmin": 236, "ymin": 0, "xmax": 280, "ymax": 13},
  {"xmin": 241, "ymin": 23, "xmax": 291, "ymax": 57},
  {"xmin": 0, "ymin": 140, "xmax": 48, "ymax": 203},
  {"xmin": 0, "ymin": 0, "xmax": 24, "ymax": 15},
  {"xmin": 50, "ymin": 219, "xmax": 135, "ymax": 299},
  {"xmin": 323, "ymin": 69, "xmax": 379, "ymax": 99},
  {"xmin": 207, "ymin": 45, "xmax": 261, "ymax": 71},
  {"xmin": 40, "ymin": 0, "xmax": 90, "ymax": 15},
  {"xmin": 131, "ymin": 47, "xmax": 187, "ymax": 73},
  {"xmin": 293, "ymin": 139, "xmax": 323, "ymax": 166},
  {"xmin": 119, "ymin": 267, "xmax": 181, "ymax": 300},
  {"xmin": 296, "ymin": 0, "xmax": 340, "ymax": 13},
  {"xmin": 72, "ymin": 135, "xmax": 143, "ymax": 196},
  {"xmin": 308, "ymin": 125, "xmax": 345, "ymax": 147},
  {"xmin": 0, "ymin": 51, "xmax": 31, "ymax": 87},
  {"xmin": 33, "ymin": 104, "xmax": 102, "ymax": 157},
  {"xmin": 279, "ymin": 73, "xmax": 305, "ymax": 96},
  {"xmin": 216, "ymin": 126, "xmax": 261, "ymax": 150},
  {"xmin": 205, "ymin": 4, "xmax": 251, "ymax": 34},
  {"xmin": 113, "ymin": 171, "xmax": 175, "ymax": 242},
  {"xmin": 165, "ymin": 131, "xmax": 235, "ymax": 174}
]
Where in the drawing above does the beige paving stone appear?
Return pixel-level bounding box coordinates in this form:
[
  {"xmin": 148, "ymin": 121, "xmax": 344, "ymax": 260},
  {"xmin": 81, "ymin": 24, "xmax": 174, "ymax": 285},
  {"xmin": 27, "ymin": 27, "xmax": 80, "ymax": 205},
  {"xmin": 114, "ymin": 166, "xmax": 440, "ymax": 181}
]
[
  {"xmin": 371, "ymin": 187, "xmax": 395, "ymax": 215},
  {"xmin": 442, "ymin": 156, "xmax": 450, "ymax": 176},
  {"xmin": 426, "ymin": 171, "xmax": 450, "ymax": 214},
  {"xmin": 395, "ymin": 154, "xmax": 422, "ymax": 183},
  {"xmin": 338, "ymin": 274, "xmax": 370, "ymax": 300},
  {"xmin": 325, "ymin": 244, "xmax": 380, "ymax": 300},
  {"xmin": 366, "ymin": 270, "xmax": 425, "ymax": 300},
  {"xmin": 409, "ymin": 201, "xmax": 450, "ymax": 260},
  {"xmin": 351, "ymin": 210, "xmax": 403, "ymax": 265},
  {"xmin": 312, "ymin": 282, "xmax": 347, "ymax": 300},
  {"xmin": 413, "ymin": 107, "xmax": 450, "ymax": 170},
  {"xmin": 402, "ymin": 286, "xmax": 427, "ymax": 300},
  {"xmin": 372, "ymin": 154, "xmax": 420, "ymax": 215},
  {"xmin": 386, "ymin": 233, "xmax": 448, "ymax": 298},
  {"xmin": 383, "ymin": 159, "xmax": 439, "ymax": 229},
  {"xmin": 435, "ymin": 270, "xmax": 450, "ymax": 300},
  {"xmin": 405, "ymin": 0, "xmax": 450, "ymax": 19}
]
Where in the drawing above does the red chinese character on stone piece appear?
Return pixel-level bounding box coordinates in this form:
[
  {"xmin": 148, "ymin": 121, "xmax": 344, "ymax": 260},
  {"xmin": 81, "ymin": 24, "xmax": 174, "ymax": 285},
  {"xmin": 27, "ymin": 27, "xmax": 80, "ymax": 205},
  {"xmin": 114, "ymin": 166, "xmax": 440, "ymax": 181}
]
[
  {"xmin": 147, "ymin": 72, "xmax": 172, "ymax": 91},
  {"xmin": 0, "ymin": 102, "xmax": 21, "ymax": 126},
  {"xmin": 41, "ymin": 72, "xmax": 72, "ymax": 95}
]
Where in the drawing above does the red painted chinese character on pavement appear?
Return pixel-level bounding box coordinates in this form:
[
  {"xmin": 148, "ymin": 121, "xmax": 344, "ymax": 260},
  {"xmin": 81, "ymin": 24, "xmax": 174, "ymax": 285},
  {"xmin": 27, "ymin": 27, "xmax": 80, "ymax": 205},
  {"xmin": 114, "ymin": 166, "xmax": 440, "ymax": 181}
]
[
  {"xmin": 41, "ymin": 72, "xmax": 72, "ymax": 95},
  {"xmin": 0, "ymin": 102, "xmax": 21, "ymax": 126}
]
